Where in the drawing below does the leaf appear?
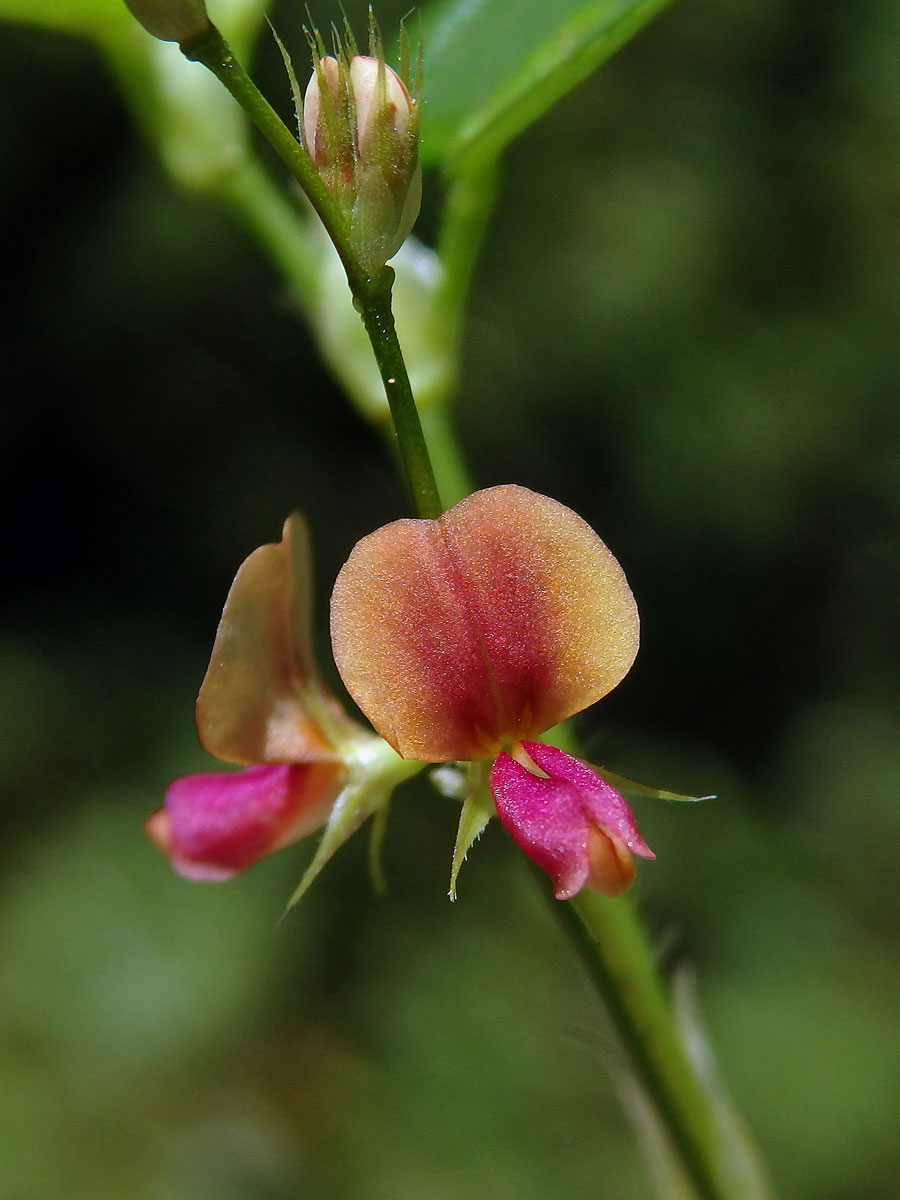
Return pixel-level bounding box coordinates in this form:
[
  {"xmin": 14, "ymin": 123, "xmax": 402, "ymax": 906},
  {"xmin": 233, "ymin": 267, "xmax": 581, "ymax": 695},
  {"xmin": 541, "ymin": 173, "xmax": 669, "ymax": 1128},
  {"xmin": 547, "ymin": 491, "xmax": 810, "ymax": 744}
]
[
  {"xmin": 416, "ymin": 0, "xmax": 673, "ymax": 168},
  {"xmin": 0, "ymin": 0, "xmax": 129, "ymax": 37}
]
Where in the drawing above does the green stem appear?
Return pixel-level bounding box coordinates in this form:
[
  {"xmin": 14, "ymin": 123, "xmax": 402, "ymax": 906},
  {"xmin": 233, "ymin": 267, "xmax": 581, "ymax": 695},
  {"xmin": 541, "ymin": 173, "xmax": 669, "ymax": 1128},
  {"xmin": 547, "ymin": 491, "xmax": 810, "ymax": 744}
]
[
  {"xmin": 182, "ymin": 24, "xmax": 745, "ymax": 1198},
  {"xmin": 436, "ymin": 152, "xmax": 500, "ymax": 329},
  {"xmin": 419, "ymin": 407, "xmax": 474, "ymax": 508},
  {"xmin": 221, "ymin": 156, "xmax": 457, "ymax": 518},
  {"xmin": 355, "ymin": 268, "xmax": 443, "ymax": 518},
  {"xmin": 181, "ymin": 25, "xmax": 359, "ymax": 284},
  {"xmin": 180, "ymin": 23, "xmax": 441, "ymax": 519},
  {"xmin": 553, "ymin": 889, "xmax": 731, "ymax": 1200}
]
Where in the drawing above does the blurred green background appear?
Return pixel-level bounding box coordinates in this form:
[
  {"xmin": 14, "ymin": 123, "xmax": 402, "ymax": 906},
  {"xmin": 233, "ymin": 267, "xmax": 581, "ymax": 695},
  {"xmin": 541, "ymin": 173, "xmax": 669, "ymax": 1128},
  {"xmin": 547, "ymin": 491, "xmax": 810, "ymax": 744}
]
[{"xmin": 2, "ymin": 0, "xmax": 900, "ymax": 1197}]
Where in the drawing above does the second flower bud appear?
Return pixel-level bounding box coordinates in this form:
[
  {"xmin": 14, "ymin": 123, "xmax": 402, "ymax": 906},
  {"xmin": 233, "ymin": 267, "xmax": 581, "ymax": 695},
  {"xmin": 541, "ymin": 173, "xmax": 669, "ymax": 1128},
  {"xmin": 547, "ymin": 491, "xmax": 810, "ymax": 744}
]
[{"xmin": 303, "ymin": 52, "xmax": 421, "ymax": 275}]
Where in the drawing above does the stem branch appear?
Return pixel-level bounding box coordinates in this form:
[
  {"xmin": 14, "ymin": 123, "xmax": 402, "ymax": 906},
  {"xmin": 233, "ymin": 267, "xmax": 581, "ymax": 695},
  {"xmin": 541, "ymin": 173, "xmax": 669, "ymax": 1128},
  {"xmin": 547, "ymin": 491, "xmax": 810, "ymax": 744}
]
[
  {"xmin": 182, "ymin": 25, "xmax": 359, "ymax": 283},
  {"xmin": 180, "ymin": 23, "xmax": 441, "ymax": 518},
  {"xmin": 219, "ymin": 158, "xmax": 319, "ymax": 308},
  {"xmin": 553, "ymin": 888, "xmax": 731, "ymax": 1200}
]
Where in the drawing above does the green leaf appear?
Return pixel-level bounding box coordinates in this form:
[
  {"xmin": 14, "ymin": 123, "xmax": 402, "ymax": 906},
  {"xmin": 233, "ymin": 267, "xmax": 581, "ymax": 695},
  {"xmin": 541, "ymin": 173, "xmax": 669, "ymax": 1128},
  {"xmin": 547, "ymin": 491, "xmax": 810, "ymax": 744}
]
[
  {"xmin": 0, "ymin": 0, "xmax": 129, "ymax": 37},
  {"xmin": 417, "ymin": 0, "xmax": 673, "ymax": 168}
]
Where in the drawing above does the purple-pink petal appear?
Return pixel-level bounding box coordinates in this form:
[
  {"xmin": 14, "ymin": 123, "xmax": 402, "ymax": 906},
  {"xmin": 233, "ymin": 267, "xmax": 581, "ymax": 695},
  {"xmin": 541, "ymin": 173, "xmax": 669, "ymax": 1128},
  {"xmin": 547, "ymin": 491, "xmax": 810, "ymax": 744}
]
[
  {"xmin": 490, "ymin": 752, "xmax": 595, "ymax": 899},
  {"xmin": 521, "ymin": 742, "xmax": 655, "ymax": 861},
  {"xmin": 150, "ymin": 761, "xmax": 342, "ymax": 881},
  {"xmin": 490, "ymin": 744, "xmax": 654, "ymax": 900}
]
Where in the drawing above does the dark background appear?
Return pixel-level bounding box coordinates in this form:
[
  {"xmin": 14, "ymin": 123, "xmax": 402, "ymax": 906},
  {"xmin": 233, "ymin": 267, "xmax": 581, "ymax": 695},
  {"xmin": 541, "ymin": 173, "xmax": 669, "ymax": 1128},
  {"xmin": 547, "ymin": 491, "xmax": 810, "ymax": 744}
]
[{"xmin": 1, "ymin": 1, "xmax": 899, "ymax": 1197}]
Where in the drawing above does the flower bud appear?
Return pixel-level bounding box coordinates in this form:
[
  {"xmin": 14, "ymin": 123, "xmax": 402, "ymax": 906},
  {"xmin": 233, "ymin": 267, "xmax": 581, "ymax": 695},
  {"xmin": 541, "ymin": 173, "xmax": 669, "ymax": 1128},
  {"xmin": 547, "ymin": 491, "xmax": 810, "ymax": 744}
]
[
  {"xmin": 123, "ymin": 0, "xmax": 211, "ymax": 43},
  {"xmin": 303, "ymin": 52, "xmax": 421, "ymax": 274}
]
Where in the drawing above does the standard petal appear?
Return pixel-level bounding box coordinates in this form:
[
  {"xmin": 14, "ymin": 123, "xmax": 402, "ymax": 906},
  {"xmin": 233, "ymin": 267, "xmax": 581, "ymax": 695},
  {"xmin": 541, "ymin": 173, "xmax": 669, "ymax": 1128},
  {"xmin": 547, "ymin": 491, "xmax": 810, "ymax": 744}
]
[
  {"xmin": 196, "ymin": 514, "xmax": 341, "ymax": 765},
  {"xmin": 521, "ymin": 742, "xmax": 655, "ymax": 860},
  {"xmin": 330, "ymin": 485, "xmax": 639, "ymax": 762},
  {"xmin": 150, "ymin": 761, "xmax": 343, "ymax": 881}
]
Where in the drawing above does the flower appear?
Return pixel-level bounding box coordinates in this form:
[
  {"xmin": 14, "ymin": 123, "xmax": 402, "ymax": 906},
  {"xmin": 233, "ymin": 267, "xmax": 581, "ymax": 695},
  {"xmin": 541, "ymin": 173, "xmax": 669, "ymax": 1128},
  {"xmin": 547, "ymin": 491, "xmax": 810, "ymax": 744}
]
[
  {"xmin": 302, "ymin": 49, "xmax": 421, "ymax": 273},
  {"xmin": 148, "ymin": 514, "xmax": 403, "ymax": 885},
  {"xmin": 330, "ymin": 485, "xmax": 655, "ymax": 899}
]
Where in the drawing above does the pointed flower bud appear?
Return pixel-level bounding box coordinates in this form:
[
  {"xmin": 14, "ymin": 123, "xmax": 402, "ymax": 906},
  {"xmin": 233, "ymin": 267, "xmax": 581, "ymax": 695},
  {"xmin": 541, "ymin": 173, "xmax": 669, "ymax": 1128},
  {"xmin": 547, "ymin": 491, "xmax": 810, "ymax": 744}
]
[
  {"xmin": 330, "ymin": 485, "xmax": 655, "ymax": 898},
  {"xmin": 149, "ymin": 514, "xmax": 409, "ymax": 886},
  {"xmin": 303, "ymin": 49, "xmax": 421, "ymax": 274},
  {"xmin": 123, "ymin": 0, "xmax": 210, "ymax": 44}
]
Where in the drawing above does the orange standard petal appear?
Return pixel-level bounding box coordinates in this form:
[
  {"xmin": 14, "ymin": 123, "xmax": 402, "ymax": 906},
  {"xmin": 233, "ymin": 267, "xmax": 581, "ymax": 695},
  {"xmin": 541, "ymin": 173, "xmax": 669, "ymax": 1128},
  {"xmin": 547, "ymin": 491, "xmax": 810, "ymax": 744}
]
[
  {"xmin": 330, "ymin": 485, "xmax": 639, "ymax": 762},
  {"xmin": 196, "ymin": 513, "xmax": 348, "ymax": 765}
]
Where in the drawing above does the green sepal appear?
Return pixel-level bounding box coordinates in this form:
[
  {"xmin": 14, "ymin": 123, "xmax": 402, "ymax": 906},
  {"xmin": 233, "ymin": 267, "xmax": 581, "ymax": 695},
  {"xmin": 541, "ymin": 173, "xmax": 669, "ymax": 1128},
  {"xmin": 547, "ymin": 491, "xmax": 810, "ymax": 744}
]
[
  {"xmin": 269, "ymin": 22, "xmax": 305, "ymax": 142},
  {"xmin": 592, "ymin": 765, "xmax": 714, "ymax": 803},
  {"xmin": 284, "ymin": 739, "xmax": 421, "ymax": 911},
  {"xmin": 448, "ymin": 761, "xmax": 494, "ymax": 901},
  {"xmin": 367, "ymin": 797, "xmax": 391, "ymax": 896}
]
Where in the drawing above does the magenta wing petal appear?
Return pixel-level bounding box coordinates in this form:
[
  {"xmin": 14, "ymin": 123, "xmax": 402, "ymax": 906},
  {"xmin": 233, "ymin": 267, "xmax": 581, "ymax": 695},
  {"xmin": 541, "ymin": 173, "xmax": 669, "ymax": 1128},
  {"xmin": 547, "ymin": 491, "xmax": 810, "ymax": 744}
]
[
  {"xmin": 522, "ymin": 742, "xmax": 655, "ymax": 860},
  {"xmin": 149, "ymin": 761, "xmax": 342, "ymax": 881},
  {"xmin": 491, "ymin": 744, "xmax": 655, "ymax": 900},
  {"xmin": 490, "ymin": 752, "xmax": 594, "ymax": 899}
]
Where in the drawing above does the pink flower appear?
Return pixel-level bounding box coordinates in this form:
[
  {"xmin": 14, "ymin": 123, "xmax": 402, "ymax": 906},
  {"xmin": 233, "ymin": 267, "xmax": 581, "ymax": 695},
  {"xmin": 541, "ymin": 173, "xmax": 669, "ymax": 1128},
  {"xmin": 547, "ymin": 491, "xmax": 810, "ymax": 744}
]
[
  {"xmin": 148, "ymin": 514, "xmax": 358, "ymax": 881},
  {"xmin": 330, "ymin": 485, "xmax": 655, "ymax": 899}
]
